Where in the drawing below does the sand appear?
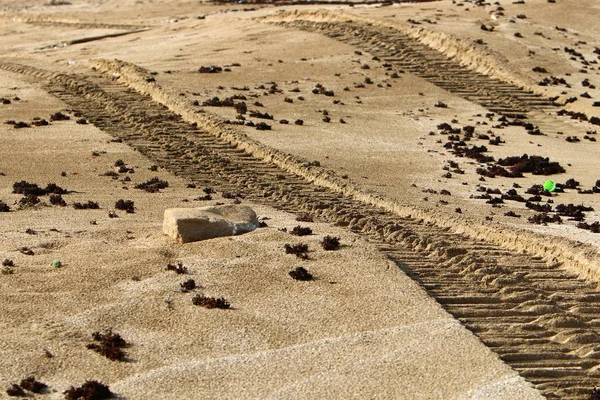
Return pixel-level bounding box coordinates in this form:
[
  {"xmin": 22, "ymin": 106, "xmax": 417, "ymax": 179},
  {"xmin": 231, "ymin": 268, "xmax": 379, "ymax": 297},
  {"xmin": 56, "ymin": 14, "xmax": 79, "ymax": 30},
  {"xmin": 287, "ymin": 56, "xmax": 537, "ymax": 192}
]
[{"xmin": 1, "ymin": 0, "xmax": 599, "ymax": 398}]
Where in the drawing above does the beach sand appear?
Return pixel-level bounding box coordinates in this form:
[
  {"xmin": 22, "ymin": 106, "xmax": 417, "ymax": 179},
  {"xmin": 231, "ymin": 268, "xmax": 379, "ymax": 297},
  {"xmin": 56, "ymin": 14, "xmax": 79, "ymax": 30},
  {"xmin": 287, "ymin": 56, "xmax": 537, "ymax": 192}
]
[{"xmin": 1, "ymin": 0, "xmax": 599, "ymax": 398}]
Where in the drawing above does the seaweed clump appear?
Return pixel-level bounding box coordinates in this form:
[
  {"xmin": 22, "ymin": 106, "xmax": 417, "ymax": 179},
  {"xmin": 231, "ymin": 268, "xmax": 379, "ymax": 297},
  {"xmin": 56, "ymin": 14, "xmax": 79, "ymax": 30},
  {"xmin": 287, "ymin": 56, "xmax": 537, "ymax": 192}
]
[
  {"xmin": 167, "ymin": 262, "xmax": 188, "ymax": 274},
  {"xmin": 19, "ymin": 376, "xmax": 48, "ymax": 393},
  {"xmin": 12, "ymin": 181, "xmax": 68, "ymax": 196},
  {"xmin": 284, "ymin": 243, "xmax": 309, "ymax": 259},
  {"xmin": 13, "ymin": 181, "xmax": 46, "ymax": 196},
  {"xmin": 577, "ymin": 221, "xmax": 600, "ymax": 233},
  {"xmin": 0, "ymin": 201, "xmax": 10, "ymax": 212},
  {"xmin": 6, "ymin": 384, "xmax": 25, "ymax": 396},
  {"xmin": 528, "ymin": 213, "xmax": 562, "ymax": 225},
  {"xmin": 114, "ymin": 199, "xmax": 135, "ymax": 213},
  {"xmin": 554, "ymin": 203, "xmax": 593, "ymax": 221},
  {"xmin": 73, "ymin": 201, "xmax": 100, "ymax": 210},
  {"xmin": 288, "ymin": 266, "xmax": 314, "ymax": 281},
  {"xmin": 64, "ymin": 380, "xmax": 113, "ymax": 400},
  {"xmin": 134, "ymin": 177, "xmax": 169, "ymax": 193},
  {"xmin": 86, "ymin": 329, "xmax": 127, "ymax": 361},
  {"xmin": 321, "ymin": 235, "xmax": 340, "ymax": 250},
  {"xmin": 180, "ymin": 279, "xmax": 196, "ymax": 292},
  {"xmin": 49, "ymin": 112, "xmax": 70, "ymax": 121},
  {"xmin": 49, "ymin": 194, "xmax": 67, "ymax": 206},
  {"xmin": 290, "ymin": 226, "xmax": 312, "ymax": 236},
  {"xmin": 192, "ymin": 295, "xmax": 230, "ymax": 309},
  {"xmin": 18, "ymin": 194, "xmax": 40, "ymax": 208}
]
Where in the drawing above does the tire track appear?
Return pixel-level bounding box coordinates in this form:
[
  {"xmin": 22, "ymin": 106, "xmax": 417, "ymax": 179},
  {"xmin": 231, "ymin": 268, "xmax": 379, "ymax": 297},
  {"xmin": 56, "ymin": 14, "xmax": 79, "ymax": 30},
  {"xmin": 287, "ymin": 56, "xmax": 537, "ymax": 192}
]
[
  {"xmin": 2, "ymin": 62, "xmax": 600, "ymax": 398},
  {"xmin": 265, "ymin": 18, "xmax": 557, "ymax": 118},
  {"xmin": 1, "ymin": 14, "xmax": 149, "ymax": 30}
]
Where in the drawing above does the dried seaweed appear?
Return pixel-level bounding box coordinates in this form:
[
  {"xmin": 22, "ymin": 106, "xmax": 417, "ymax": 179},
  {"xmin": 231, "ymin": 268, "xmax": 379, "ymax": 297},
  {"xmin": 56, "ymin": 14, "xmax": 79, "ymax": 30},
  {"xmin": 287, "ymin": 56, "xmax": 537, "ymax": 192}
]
[
  {"xmin": 13, "ymin": 181, "xmax": 46, "ymax": 196},
  {"xmin": 135, "ymin": 177, "xmax": 169, "ymax": 193},
  {"xmin": 45, "ymin": 183, "xmax": 68, "ymax": 194},
  {"xmin": 577, "ymin": 221, "xmax": 600, "ymax": 233},
  {"xmin": 6, "ymin": 384, "xmax": 25, "ymax": 397},
  {"xmin": 198, "ymin": 65, "xmax": 222, "ymax": 73},
  {"xmin": 249, "ymin": 110, "xmax": 274, "ymax": 120},
  {"xmin": 64, "ymin": 380, "xmax": 113, "ymax": 400},
  {"xmin": 180, "ymin": 279, "xmax": 196, "ymax": 292},
  {"xmin": 555, "ymin": 203, "xmax": 593, "ymax": 221},
  {"xmin": 73, "ymin": 201, "xmax": 100, "ymax": 210},
  {"xmin": 86, "ymin": 329, "xmax": 127, "ymax": 361},
  {"xmin": 284, "ymin": 243, "xmax": 309, "ymax": 258},
  {"xmin": 525, "ymin": 201, "xmax": 552, "ymax": 213},
  {"xmin": 321, "ymin": 235, "xmax": 340, "ymax": 251},
  {"xmin": 166, "ymin": 262, "xmax": 188, "ymax": 274},
  {"xmin": 20, "ymin": 376, "xmax": 48, "ymax": 393},
  {"xmin": 114, "ymin": 199, "xmax": 135, "ymax": 213},
  {"xmin": 255, "ymin": 122, "xmax": 271, "ymax": 130},
  {"xmin": 528, "ymin": 213, "xmax": 562, "ymax": 225},
  {"xmin": 0, "ymin": 201, "xmax": 10, "ymax": 212},
  {"xmin": 18, "ymin": 194, "xmax": 40, "ymax": 208},
  {"xmin": 589, "ymin": 387, "xmax": 600, "ymax": 400},
  {"xmin": 192, "ymin": 295, "xmax": 230, "ymax": 309},
  {"xmin": 49, "ymin": 194, "xmax": 67, "ymax": 206},
  {"xmin": 290, "ymin": 226, "xmax": 313, "ymax": 236},
  {"xmin": 49, "ymin": 112, "xmax": 70, "ymax": 121},
  {"xmin": 288, "ymin": 266, "xmax": 314, "ymax": 281}
]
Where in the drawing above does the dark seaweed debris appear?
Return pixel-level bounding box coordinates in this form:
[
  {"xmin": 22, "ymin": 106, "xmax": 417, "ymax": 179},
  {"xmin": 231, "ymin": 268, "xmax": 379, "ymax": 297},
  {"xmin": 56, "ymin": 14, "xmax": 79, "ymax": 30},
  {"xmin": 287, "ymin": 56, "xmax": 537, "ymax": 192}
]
[
  {"xmin": 191, "ymin": 295, "xmax": 230, "ymax": 309},
  {"xmin": 49, "ymin": 112, "xmax": 70, "ymax": 121},
  {"xmin": 135, "ymin": 177, "xmax": 169, "ymax": 193},
  {"xmin": 289, "ymin": 266, "xmax": 314, "ymax": 281},
  {"xmin": 73, "ymin": 201, "xmax": 100, "ymax": 210},
  {"xmin": 284, "ymin": 243, "xmax": 309, "ymax": 259},
  {"xmin": 528, "ymin": 213, "xmax": 562, "ymax": 225},
  {"xmin": 20, "ymin": 376, "xmax": 48, "ymax": 393},
  {"xmin": 198, "ymin": 65, "xmax": 222, "ymax": 73},
  {"xmin": 64, "ymin": 380, "xmax": 113, "ymax": 400},
  {"xmin": 6, "ymin": 384, "xmax": 25, "ymax": 397},
  {"xmin": 49, "ymin": 194, "xmax": 67, "ymax": 206},
  {"xmin": 13, "ymin": 181, "xmax": 46, "ymax": 196},
  {"xmin": 290, "ymin": 226, "xmax": 313, "ymax": 236},
  {"xmin": 12, "ymin": 181, "xmax": 68, "ymax": 196},
  {"xmin": 555, "ymin": 203, "xmax": 593, "ymax": 221},
  {"xmin": 167, "ymin": 262, "xmax": 188, "ymax": 274},
  {"xmin": 115, "ymin": 199, "xmax": 135, "ymax": 213},
  {"xmin": 0, "ymin": 200, "xmax": 10, "ymax": 212},
  {"xmin": 321, "ymin": 235, "xmax": 340, "ymax": 251},
  {"xmin": 86, "ymin": 329, "xmax": 127, "ymax": 361},
  {"xmin": 589, "ymin": 387, "xmax": 600, "ymax": 400},
  {"xmin": 180, "ymin": 279, "xmax": 196, "ymax": 292},
  {"xmin": 577, "ymin": 221, "xmax": 600, "ymax": 233},
  {"xmin": 18, "ymin": 194, "xmax": 40, "ymax": 208}
]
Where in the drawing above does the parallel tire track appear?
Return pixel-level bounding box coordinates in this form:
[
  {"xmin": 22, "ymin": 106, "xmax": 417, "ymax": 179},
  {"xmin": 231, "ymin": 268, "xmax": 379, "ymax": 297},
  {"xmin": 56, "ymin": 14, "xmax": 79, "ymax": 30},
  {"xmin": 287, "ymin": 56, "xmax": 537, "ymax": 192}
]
[
  {"xmin": 2, "ymin": 62, "xmax": 600, "ymax": 398},
  {"xmin": 267, "ymin": 19, "xmax": 558, "ymax": 118}
]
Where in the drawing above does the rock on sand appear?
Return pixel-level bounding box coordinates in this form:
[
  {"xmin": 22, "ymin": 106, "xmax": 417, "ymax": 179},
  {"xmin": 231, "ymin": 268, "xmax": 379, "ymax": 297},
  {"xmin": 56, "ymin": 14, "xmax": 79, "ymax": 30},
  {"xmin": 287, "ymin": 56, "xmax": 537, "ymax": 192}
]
[{"xmin": 163, "ymin": 205, "xmax": 259, "ymax": 243}]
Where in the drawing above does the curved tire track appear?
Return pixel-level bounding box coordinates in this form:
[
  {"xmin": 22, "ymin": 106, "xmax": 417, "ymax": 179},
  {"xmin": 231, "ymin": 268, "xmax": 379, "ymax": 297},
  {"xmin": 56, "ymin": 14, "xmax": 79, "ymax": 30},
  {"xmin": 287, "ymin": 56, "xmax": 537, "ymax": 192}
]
[{"xmin": 2, "ymin": 61, "xmax": 600, "ymax": 398}]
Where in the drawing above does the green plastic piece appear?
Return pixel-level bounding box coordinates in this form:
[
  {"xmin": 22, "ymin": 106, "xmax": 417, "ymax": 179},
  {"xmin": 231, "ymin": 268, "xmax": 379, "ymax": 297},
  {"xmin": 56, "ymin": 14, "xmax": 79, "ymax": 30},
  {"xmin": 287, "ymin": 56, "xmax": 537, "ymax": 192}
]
[
  {"xmin": 543, "ymin": 180, "xmax": 556, "ymax": 192},
  {"xmin": 50, "ymin": 260, "xmax": 62, "ymax": 268}
]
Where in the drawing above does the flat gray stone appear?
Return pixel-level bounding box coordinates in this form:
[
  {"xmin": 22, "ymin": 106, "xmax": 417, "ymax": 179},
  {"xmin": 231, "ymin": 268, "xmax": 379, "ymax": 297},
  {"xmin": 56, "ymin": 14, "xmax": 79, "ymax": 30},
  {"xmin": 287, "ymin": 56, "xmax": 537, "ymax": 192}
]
[{"xmin": 163, "ymin": 205, "xmax": 259, "ymax": 243}]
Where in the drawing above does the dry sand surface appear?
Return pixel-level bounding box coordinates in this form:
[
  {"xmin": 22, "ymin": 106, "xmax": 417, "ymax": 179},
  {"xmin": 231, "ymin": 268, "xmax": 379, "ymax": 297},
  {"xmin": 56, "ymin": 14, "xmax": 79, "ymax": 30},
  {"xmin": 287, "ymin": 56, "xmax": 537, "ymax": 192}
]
[{"xmin": 1, "ymin": 0, "xmax": 600, "ymax": 398}]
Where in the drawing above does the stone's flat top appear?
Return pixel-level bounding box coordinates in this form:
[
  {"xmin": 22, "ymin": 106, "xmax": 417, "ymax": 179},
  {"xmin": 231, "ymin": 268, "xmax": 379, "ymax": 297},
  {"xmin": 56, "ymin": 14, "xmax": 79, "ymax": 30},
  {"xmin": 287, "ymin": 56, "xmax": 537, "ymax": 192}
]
[{"xmin": 164, "ymin": 204, "xmax": 259, "ymax": 223}]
